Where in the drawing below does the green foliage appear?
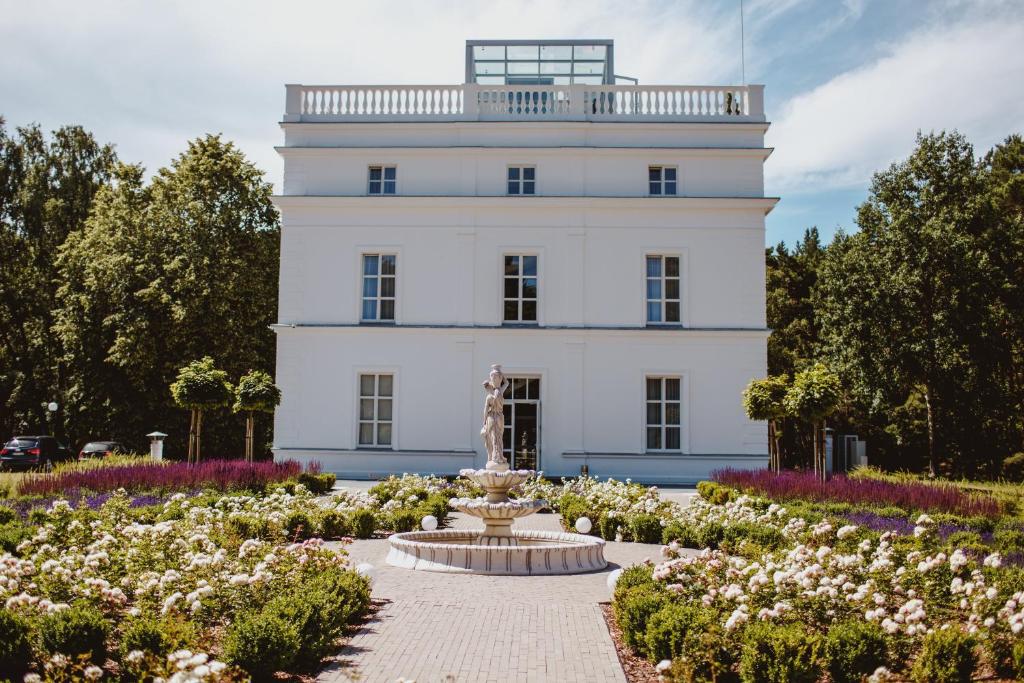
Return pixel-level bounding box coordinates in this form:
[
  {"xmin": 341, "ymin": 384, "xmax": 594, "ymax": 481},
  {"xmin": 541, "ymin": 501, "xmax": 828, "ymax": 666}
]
[
  {"xmin": 697, "ymin": 480, "xmax": 735, "ymax": 505},
  {"xmin": 39, "ymin": 603, "xmax": 110, "ymax": 663},
  {"xmin": 390, "ymin": 509, "xmax": 419, "ymax": 533},
  {"xmin": 627, "ymin": 513, "xmax": 663, "ymax": 544},
  {"xmin": 351, "ymin": 508, "xmax": 376, "ymax": 539},
  {"xmin": 0, "ymin": 506, "xmax": 16, "ymax": 525},
  {"xmin": 823, "ymin": 619, "xmax": 888, "ymax": 683},
  {"xmin": 223, "ymin": 610, "xmax": 300, "ymax": 680},
  {"xmin": 661, "ymin": 520, "xmax": 699, "ymax": 547},
  {"xmin": 766, "ymin": 228, "xmax": 825, "ymax": 378},
  {"xmin": 557, "ymin": 494, "xmax": 591, "ymax": 530},
  {"xmin": 742, "ymin": 375, "xmax": 790, "ymax": 421},
  {"xmin": 317, "ymin": 509, "xmax": 349, "ymax": 539},
  {"xmin": 739, "ymin": 621, "xmax": 823, "ymax": 683},
  {"xmin": 643, "ymin": 602, "xmax": 713, "ymax": 662},
  {"xmin": 0, "ymin": 521, "xmax": 31, "ymax": 553},
  {"xmin": 612, "ymin": 564, "xmax": 656, "ymax": 603},
  {"xmin": 170, "ymin": 356, "xmax": 233, "ymax": 410},
  {"xmin": 613, "ymin": 584, "xmax": 669, "ymax": 651},
  {"xmin": 284, "ymin": 510, "xmax": 314, "ymax": 540},
  {"xmin": 994, "ymin": 528, "xmax": 1024, "ymax": 553},
  {"xmin": 599, "ymin": 512, "xmax": 623, "ymax": 540},
  {"xmin": 0, "ymin": 608, "xmax": 32, "ymax": 678},
  {"xmin": 233, "ymin": 369, "xmax": 282, "ymax": 413},
  {"xmin": 1003, "ymin": 452, "xmax": 1024, "ymax": 481},
  {"xmin": 784, "ymin": 364, "xmax": 841, "ymax": 422},
  {"xmin": 909, "ymin": 628, "xmax": 976, "ymax": 683},
  {"xmin": 119, "ymin": 613, "xmax": 198, "ymax": 659},
  {"xmin": 297, "ymin": 471, "xmax": 335, "ymax": 495}
]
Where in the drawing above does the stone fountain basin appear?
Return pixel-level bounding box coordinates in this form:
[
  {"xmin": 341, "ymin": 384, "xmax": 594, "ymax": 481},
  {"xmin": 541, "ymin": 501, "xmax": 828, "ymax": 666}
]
[
  {"xmin": 459, "ymin": 468, "xmax": 534, "ymax": 489},
  {"xmin": 386, "ymin": 529, "xmax": 608, "ymax": 575},
  {"xmin": 448, "ymin": 498, "xmax": 548, "ymax": 519}
]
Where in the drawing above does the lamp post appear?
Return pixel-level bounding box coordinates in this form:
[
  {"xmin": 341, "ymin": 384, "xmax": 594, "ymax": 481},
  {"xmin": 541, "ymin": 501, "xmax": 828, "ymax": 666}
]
[{"xmin": 45, "ymin": 402, "xmax": 58, "ymax": 436}]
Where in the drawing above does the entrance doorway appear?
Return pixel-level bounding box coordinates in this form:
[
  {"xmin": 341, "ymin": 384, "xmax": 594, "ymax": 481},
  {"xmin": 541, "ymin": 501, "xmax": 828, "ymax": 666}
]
[{"xmin": 502, "ymin": 376, "xmax": 540, "ymax": 470}]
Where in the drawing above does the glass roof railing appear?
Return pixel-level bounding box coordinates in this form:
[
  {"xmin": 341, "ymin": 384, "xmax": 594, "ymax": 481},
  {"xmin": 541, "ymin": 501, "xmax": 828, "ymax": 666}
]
[{"xmin": 465, "ymin": 39, "xmax": 616, "ymax": 86}]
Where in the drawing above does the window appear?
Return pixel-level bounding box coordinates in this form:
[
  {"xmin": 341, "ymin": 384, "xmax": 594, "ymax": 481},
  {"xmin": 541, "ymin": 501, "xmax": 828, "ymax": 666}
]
[
  {"xmin": 358, "ymin": 374, "xmax": 393, "ymax": 447},
  {"xmin": 646, "ymin": 376, "xmax": 681, "ymax": 451},
  {"xmin": 368, "ymin": 166, "xmax": 396, "ymax": 195},
  {"xmin": 507, "ymin": 166, "xmax": 536, "ymax": 195},
  {"xmin": 646, "ymin": 255, "xmax": 681, "ymax": 324},
  {"xmin": 503, "ymin": 254, "xmax": 538, "ymax": 323},
  {"xmin": 361, "ymin": 254, "xmax": 396, "ymax": 322},
  {"xmin": 648, "ymin": 166, "xmax": 677, "ymax": 196}
]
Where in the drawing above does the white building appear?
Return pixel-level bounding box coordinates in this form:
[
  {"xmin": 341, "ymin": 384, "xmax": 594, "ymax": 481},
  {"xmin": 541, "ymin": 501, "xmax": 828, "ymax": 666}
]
[{"xmin": 272, "ymin": 40, "xmax": 775, "ymax": 484}]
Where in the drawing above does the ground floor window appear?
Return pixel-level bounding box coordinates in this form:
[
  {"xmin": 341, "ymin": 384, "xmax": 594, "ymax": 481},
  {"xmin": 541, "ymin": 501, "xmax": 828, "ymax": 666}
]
[
  {"xmin": 646, "ymin": 376, "xmax": 681, "ymax": 451},
  {"xmin": 358, "ymin": 373, "xmax": 393, "ymax": 447}
]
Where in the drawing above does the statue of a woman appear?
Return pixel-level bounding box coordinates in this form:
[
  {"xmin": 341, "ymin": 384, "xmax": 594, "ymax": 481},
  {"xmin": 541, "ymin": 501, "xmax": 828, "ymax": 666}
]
[{"xmin": 481, "ymin": 364, "xmax": 510, "ymax": 470}]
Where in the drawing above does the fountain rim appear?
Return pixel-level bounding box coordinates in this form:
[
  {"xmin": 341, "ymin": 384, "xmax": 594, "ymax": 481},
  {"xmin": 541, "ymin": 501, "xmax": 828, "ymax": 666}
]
[{"xmin": 388, "ymin": 528, "xmax": 606, "ymax": 550}]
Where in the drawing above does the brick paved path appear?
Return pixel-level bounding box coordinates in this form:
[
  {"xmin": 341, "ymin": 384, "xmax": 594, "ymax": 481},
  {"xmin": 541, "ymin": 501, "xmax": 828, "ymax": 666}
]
[{"xmin": 318, "ymin": 511, "xmax": 678, "ymax": 683}]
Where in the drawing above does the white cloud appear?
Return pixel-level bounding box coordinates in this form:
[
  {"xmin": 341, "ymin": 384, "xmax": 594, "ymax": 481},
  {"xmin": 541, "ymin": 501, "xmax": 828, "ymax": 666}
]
[{"xmin": 766, "ymin": 17, "xmax": 1024, "ymax": 193}]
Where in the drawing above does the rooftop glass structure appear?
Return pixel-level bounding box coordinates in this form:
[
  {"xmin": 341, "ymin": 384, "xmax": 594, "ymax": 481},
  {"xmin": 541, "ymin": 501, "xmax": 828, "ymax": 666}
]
[{"xmin": 465, "ymin": 39, "xmax": 616, "ymax": 85}]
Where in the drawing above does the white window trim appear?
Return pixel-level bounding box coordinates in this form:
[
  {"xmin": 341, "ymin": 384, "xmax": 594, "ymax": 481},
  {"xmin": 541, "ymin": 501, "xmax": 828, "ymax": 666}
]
[
  {"xmin": 647, "ymin": 165, "xmax": 678, "ymax": 197},
  {"xmin": 367, "ymin": 165, "xmax": 398, "ymax": 196},
  {"xmin": 356, "ymin": 247, "xmax": 402, "ymax": 324},
  {"xmin": 353, "ymin": 367, "xmax": 399, "ymax": 450},
  {"xmin": 506, "ymin": 165, "xmax": 537, "ymax": 196},
  {"xmin": 499, "ymin": 250, "xmax": 542, "ymax": 325},
  {"xmin": 493, "ymin": 366, "xmax": 547, "ymax": 462},
  {"xmin": 644, "ymin": 252, "xmax": 684, "ymax": 327},
  {"xmin": 641, "ymin": 371, "xmax": 690, "ymax": 454}
]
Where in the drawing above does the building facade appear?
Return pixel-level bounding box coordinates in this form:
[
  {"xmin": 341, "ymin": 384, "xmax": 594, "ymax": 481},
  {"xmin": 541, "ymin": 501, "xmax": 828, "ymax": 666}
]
[{"xmin": 272, "ymin": 40, "xmax": 775, "ymax": 483}]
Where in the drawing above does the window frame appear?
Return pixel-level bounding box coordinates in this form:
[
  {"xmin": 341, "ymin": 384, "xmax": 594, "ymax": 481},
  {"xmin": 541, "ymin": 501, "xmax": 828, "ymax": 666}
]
[
  {"xmin": 355, "ymin": 370, "xmax": 397, "ymax": 449},
  {"xmin": 367, "ymin": 165, "xmax": 397, "ymax": 195},
  {"xmin": 645, "ymin": 254, "xmax": 682, "ymax": 326},
  {"xmin": 647, "ymin": 165, "xmax": 678, "ymax": 196},
  {"xmin": 644, "ymin": 374, "xmax": 685, "ymax": 453},
  {"xmin": 506, "ymin": 165, "xmax": 537, "ymax": 196},
  {"xmin": 502, "ymin": 252, "xmax": 540, "ymax": 324},
  {"xmin": 360, "ymin": 252, "xmax": 398, "ymax": 323}
]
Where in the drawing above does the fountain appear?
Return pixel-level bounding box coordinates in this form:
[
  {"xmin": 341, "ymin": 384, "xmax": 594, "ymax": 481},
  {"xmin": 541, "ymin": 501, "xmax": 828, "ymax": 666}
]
[{"xmin": 386, "ymin": 364, "xmax": 607, "ymax": 575}]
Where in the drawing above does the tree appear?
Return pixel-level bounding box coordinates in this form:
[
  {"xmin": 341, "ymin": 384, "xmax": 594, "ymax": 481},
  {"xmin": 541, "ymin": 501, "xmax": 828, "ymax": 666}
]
[
  {"xmin": 233, "ymin": 370, "xmax": 281, "ymax": 462},
  {"xmin": 766, "ymin": 229, "xmax": 825, "ymax": 377},
  {"xmin": 816, "ymin": 131, "xmax": 991, "ymax": 477},
  {"xmin": 0, "ymin": 121, "xmax": 117, "ymax": 438},
  {"xmin": 170, "ymin": 357, "xmax": 232, "ymax": 464},
  {"xmin": 53, "ymin": 134, "xmax": 279, "ymax": 456},
  {"xmin": 785, "ymin": 365, "xmax": 841, "ymax": 480},
  {"xmin": 743, "ymin": 375, "xmax": 790, "ymax": 472}
]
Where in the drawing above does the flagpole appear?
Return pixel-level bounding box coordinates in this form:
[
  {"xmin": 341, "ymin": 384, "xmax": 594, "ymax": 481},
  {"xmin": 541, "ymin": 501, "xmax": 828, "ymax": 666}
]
[{"xmin": 740, "ymin": 0, "xmax": 746, "ymax": 85}]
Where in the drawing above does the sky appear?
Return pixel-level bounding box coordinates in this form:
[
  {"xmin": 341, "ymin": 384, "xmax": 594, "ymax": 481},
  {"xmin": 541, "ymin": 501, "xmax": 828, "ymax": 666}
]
[{"xmin": 2, "ymin": 0, "xmax": 1023, "ymax": 247}]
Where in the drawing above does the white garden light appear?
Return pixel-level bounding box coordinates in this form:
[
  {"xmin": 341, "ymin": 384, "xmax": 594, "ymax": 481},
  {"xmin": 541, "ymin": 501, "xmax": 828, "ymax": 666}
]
[
  {"xmin": 606, "ymin": 568, "xmax": 623, "ymax": 594},
  {"xmin": 421, "ymin": 515, "xmax": 438, "ymax": 531},
  {"xmin": 575, "ymin": 516, "xmax": 593, "ymax": 534},
  {"xmin": 355, "ymin": 562, "xmax": 376, "ymax": 582}
]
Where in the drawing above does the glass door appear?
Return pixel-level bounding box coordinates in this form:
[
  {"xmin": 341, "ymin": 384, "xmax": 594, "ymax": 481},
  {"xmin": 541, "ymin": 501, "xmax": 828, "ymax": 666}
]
[{"xmin": 502, "ymin": 377, "xmax": 540, "ymax": 470}]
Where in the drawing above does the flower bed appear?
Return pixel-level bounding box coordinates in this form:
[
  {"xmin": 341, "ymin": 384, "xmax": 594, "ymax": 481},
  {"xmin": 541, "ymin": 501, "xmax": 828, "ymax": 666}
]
[
  {"xmin": 615, "ymin": 486, "xmax": 1024, "ymax": 682},
  {"xmin": 0, "ymin": 486, "xmax": 371, "ymax": 680},
  {"xmin": 713, "ymin": 468, "xmax": 1002, "ymax": 518},
  {"xmin": 16, "ymin": 459, "xmax": 309, "ymax": 498}
]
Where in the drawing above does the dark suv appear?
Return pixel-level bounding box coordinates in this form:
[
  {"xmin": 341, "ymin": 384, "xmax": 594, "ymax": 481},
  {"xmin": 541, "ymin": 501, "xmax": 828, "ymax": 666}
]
[{"xmin": 0, "ymin": 436, "xmax": 74, "ymax": 471}]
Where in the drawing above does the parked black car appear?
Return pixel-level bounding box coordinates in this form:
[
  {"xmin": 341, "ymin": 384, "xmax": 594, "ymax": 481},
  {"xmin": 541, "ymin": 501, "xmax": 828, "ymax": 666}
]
[
  {"xmin": 0, "ymin": 436, "xmax": 74, "ymax": 471},
  {"xmin": 78, "ymin": 440, "xmax": 127, "ymax": 460}
]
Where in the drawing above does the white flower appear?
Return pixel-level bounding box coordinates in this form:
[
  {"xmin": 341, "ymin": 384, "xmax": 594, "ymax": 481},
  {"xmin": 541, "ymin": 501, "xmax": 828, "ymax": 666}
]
[{"xmin": 84, "ymin": 666, "xmax": 103, "ymax": 680}]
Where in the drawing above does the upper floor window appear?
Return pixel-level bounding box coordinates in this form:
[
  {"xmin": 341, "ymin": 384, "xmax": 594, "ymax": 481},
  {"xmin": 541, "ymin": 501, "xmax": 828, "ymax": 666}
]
[
  {"xmin": 646, "ymin": 255, "xmax": 681, "ymax": 325},
  {"xmin": 358, "ymin": 373, "xmax": 393, "ymax": 447},
  {"xmin": 648, "ymin": 166, "xmax": 677, "ymax": 196},
  {"xmin": 646, "ymin": 376, "xmax": 681, "ymax": 452},
  {"xmin": 504, "ymin": 254, "xmax": 538, "ymax": 323},
  {"xmin": 362, "ymin": 254, "xmax": 396, "ymax": 322},
  {"xmin": 507, "ymin": 166, "xmax": 536, "ymax": 195},
  {"xmin": 368, "ymin": 166, "xmax": 396, "ymax": 195}
]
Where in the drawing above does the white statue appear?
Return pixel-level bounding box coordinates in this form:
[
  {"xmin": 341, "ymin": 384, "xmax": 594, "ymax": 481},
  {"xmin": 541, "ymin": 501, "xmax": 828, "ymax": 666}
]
[{"xmin": 481, "ymin": 364, "xmax": 510, "ymax": 470}]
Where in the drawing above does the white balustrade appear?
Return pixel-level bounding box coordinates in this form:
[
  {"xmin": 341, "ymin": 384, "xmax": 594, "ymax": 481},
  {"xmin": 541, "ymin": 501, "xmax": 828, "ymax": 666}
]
[{"xmin": 283, "ymin": 84, "xmax": 764, "ymax": 122}]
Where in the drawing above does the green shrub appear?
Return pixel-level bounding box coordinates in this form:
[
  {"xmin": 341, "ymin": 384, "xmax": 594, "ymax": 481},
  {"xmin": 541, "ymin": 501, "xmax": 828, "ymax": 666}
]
[
  {"xmin": 225, "ymin": 515, "xmax": 272, "ymax": 541},
  {"xmin": 284, "ymin": 510, "xmax": 314, "ymax": 540},
  {"xmin": 351, "ymin": 508, "xmax": 376, "ymax": 539},
  {"xmin": 1002, "ymin": 452, "xmax": 1024, "ymax": 481},
  {"xmin": 1013, "ymin": 640, "xmax": 1024, "ymax": 680},
  {"xmin": 994, "ymin": 528, "xmax": 1024, "ymax": 554},
  {"xmin": 424, "ymin": 492, "xmax": 450, "ymax": 523},
  {"xmin": 909, "ymin": 628, "xmax": 976, "ymax": 683},
  {"xmin": 696, "ymin": 480, "xmax": 735, "ymax": 505},
  {"xmin": 823, "ymin": 619, "xmax": 888, "ymax": 683},
  {"xmin": 0, "ymin": 522, "xmax": 30, "ymax": 553},
  {"xmin": 643, "ymin": 602, "xmax": 714, "ymax": 662},
  {"xmin": 223, "ymin": 611, "xmax": 300, "ymax": 680},
  {"xmin": 39, "ymin": 603, "xmax": 110, "ymax": 664},
  {"xmin": 390, "ymin": 510, "xmax": 418, "ymax": 533},
  {"xmin": 558, "ymin": 494, "xmax": 591, "ymax": 530},
  {"xmin": 318, "ymin": 509, "xmax": 350, "ymax": 538},
  {"xmin": 0, "ymin": 506, "xmax": 16, "ymax": 525},
  {"xmin": 612, "ymin": 564, "xmax": 656, "ymax": 602},
  {"xmin": 628, "ymin": 514, "xmax": 663, "ymax": 544},
  {"xmin": 722, "ymin": 522, "xmax": 784, "ymax": 551},
  {"xmin": 875, "ymin": 505, "xmax": 910, "ymax": 519},
  {"xmin": 614, "ymin": 584, "xmax": 669, "ymax": 652},
  {"xmin": 986, "ymin": 632, "xmax": 1022, "ymax": 679},
  {"xmin": 598, "ymin": 512, "xmax": 622, "ymax": 541},
  {"xmin": 945, "ymin": 530, "xmax": 989, "ymax": 554},
  {"xmin": 27, "ymin": 508, "xmax": 49, "ymax": 525},
  {"xmin": 297, "ymin": 471, "xmax": 336, "ymax": 495},
  {"xmin": 739, "ymin": 622, "xmax": 823, "ymax": 683},
  {"xmin": 661, "ymin": 520, "xmax": 699, "ymax": 547},
  {"xmin": 0, "ymin": 608, "xmax": 32, "ymax": 678},
  {"xmin": 696, "ymin": 522, "xmax": 725, "ymax": 550},
  {"xmin": 120, "ymin": 614, "xmax": 169, "ymax": 658}
]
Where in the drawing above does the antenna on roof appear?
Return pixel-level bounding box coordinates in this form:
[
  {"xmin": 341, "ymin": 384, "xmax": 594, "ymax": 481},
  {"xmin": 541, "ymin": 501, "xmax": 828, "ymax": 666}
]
[{"xmin": 740, "ymin": 0, "xmax": 747, "ymax": 85}]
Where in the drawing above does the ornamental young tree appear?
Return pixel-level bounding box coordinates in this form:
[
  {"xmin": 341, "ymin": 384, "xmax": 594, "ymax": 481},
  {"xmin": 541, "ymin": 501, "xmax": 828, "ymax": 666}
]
[
  {"xmin": 784, "ymin": 364, "xmax": 841, "ymax": 480},
  {"xmin": 170, "ymin": 357, "xmax": 233, "ymax": 464},
  {"xmin": 742, "ymin": 375, "xmax": 790, "ymax": 472},
  {"xmin": 233, "ymin": 369, "xmax": 281, "ymax": 462}
]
